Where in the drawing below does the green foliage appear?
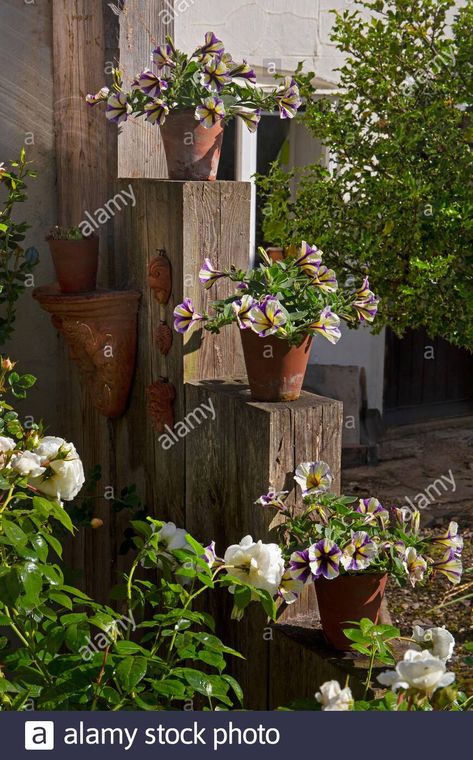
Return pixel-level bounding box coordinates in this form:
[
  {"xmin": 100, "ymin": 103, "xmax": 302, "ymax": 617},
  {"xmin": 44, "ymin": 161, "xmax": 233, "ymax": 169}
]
[
  {"xmin": 0, "ymin": 148, "xmax": 39, "ymax": 345},
  {"xmin": 47, "ymin": 226, "xmax": 85, "ymax": 241},
  {"xmin": 256, "ymin": 0, "xmax": 473, "ymax": 348}
]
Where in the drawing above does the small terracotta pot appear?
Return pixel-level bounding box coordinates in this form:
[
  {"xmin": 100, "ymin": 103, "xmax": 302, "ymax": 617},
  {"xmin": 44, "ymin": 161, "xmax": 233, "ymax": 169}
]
[
  {"xmin": 266, "ymin": 247, "xmax": 285, "ymax": 263},
  {"xmin": 160, "ymin": 110, "xmax": 224, "ymax": 181},
  {"xmin": 48, "ymin": 236, "xmax": 99, "ymax": 293},
  {"xmin": 315, "ymin": 573, "xmax": 388, "ymax": 651},
  {"xmin": 240, "ymin": 329, "xmax": 312, "ymax": 402}
]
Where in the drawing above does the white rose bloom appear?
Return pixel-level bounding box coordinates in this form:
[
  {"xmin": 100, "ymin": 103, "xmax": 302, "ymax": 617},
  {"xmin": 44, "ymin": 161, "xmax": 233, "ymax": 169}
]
[
  {"xmin": 0, "ymin": 436, "xmax": 16, "ymax": 467},
  {"xmin": 157, "ymin": 522, "xmax": 191, "ymax": 551},
  {"xmin": 315, "ymin": 680, "xmax": 353, "ymax": 711},
  {"xmin": 29, "ymin": 436, "xmax": 85, "ymax": 502},
  {"xmin": 412, "ymin": 625, "xmax": 455, "ymax": 661},
  {"xmin": 11, "ymin": 450, "xmax": 45, "ymax": 478},
  {"xmin": 224, "ymin": 535, "xmax": 285, "ymax": 596},
  {"xmin": 378, "ymin": 649, "xmax": 455, "ymax": 696}
]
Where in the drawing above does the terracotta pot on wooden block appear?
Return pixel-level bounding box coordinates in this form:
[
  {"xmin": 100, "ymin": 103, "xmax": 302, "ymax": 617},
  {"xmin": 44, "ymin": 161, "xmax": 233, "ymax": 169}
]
[
  {"xmin": 315, "ymin": 573, "xmax": 388, "ymax": 651},
  {"xmin": 48, "ymin": 236, "xmax": 99, "ymax": 293},
  {"xmin": 160, "ymin": 110, "xmax": 224, "ymax": 181},
  {"xmin": 240, "ymin": 329, "xmax": 312, "ymax": 402}
]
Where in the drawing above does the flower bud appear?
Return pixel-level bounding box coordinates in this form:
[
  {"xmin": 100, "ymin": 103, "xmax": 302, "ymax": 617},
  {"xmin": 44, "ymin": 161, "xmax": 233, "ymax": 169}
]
[
  {"xmin": 90, "ymin": 518, "xmax": 103, "ymax": 529},
  {"xmin": 1, "ymin": 358, "xmax": 14, "ymax": 371}
]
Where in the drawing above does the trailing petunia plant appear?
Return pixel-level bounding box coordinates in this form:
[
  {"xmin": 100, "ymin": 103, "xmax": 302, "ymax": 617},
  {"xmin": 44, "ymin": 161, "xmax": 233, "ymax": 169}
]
[
  {"xmin": 0, "ymin": 149, "xmax": 39, "ymax": 345},
  {"xmin": 173, "ymin": 243, "xmax": 379, "ymax": 346},
  {"xmin": 257, "ymin": 460, "xmax": 463, "ymax": 592},
  {"xmin": 0, "ymin": 358, "xmax": 284, "ymax": 710},
  {"xmin": 293, "ymin": 620, "xmax": 473, "ymax": 711},
  {"xmin": 86, "ymin": 31, "xmax": 301, "ymax": 131}
]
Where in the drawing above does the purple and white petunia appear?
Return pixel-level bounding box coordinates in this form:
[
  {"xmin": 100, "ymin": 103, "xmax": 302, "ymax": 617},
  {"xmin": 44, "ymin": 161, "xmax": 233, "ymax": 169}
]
[
  {"xmin": 341, "ymin": 531, "xmax": 378, "ymax": 572},
  {"xmin": 144, "ymin": 98, "xmax": 169, "ymax": 125},
  {"xmin": 136, "ymin": 69, "xmax": 168, "ymax": 97},
  {"xmin": 433, "ymin": 549, "xmax": 462, "ymax": 585},
  {"xmin": 289, "ymin": 549, "xmax": 313, "ymax": 584},
  {"xmin": 201, "ymin": 57, "xmax": 231, "ymax": 92},
  {"xmin": 105, "ymin": 92, "xmax": 132, "ymax": 124},
  {"xmin": 255, "ymin": 489, "xmax": 289, "ymax": 511},
  {"xmin": 275, "ymin": 77, "xmax": 302, "ymax": 119},
  {"xmin": 294, "ymin": 241, "xmax": 322, "ymax": 278},
  {"xmin": 195, "ymin": 96, "xmax": 226, "ymax": 128},
  {"xmin": 309, "ymin": 538, "xmax": 342, "ymax": 580},
  {"xmin": 228, "ymin": 59, "xmax": 257, "ymax": 83},
  {"xmin": 173, "ymin": 298, "xmax": 204, "ymax": 334},
  {"xmin": 312, "ymin": 264, "xmax": 338, "ymax": 292},
  {"xmin": 402, "ymin": 546, "xmax": 428, "ymax": 587},
  {"xmin": 278, "ymin": 570, "xmax": 304, "ymax": 604},
  {"xmin": 356, "ymin": 497, "xmax": 389, "ymax": 528},
  {"xmin": 153, "ymin": 43, "xmax": 176, "ymax": 69},
  {"xmin": 199, "ymin": 258, "xmax": 226, "ymax": 289},
  {"xmin": 309, "ymin": 307, "xmax": 341, "ymax": 344},
  {"xmin": 86, "ymin": 86, "xmax": 109, "ymax": 106},
  {"xmin": 429, "ymin": 521, "xmax": 463, "ymax": 555},
  {"xmin": 232, "ymin": 294, "xmax": 255, "ymax": 330},
  {"xmin": 249, "ymin": 296, "xmax": 287, "ymax": 337},
  {"xmin": 235, "ymin": 108, "xmax": 261, "ymax": 133},
  {"xmin": 193, "ymin": 31, "xmax": 225, "ymax": 62},
  {"xmin": 294, "ymin": 461, "xmax": 333, "ymax": 496},
  {"xmin": 202, "ymin": 541, "xmax": 219, "ymax": 568},
  {"xmin": 352, "ymin": 277, "xmax": 379, "ymax": 323}
]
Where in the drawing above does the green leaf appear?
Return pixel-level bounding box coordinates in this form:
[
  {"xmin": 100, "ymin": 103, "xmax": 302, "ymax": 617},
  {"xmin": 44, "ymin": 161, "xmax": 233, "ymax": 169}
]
[
  {"xmin": 115, "ymin": 656, "xmax": 147, "ymax": 693},
  {"xmin": 2, "ymin": 520, "xmax": 28, "ymax": 546}
]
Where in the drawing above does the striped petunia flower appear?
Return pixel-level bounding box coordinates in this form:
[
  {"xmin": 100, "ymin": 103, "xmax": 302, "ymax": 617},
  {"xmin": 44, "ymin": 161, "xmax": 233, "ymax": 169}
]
[
  {"xmin": 195, "ymin": 96, "xmax": 226, "ymax": 128},
  {"xmin": 294, "ymin": 461, "xmax": 333, "ymax": 496},
  {"xmin": 309, "ymin": 306, "xmax": 341, "ymax": 344},
  {"xmin": 294, "ymin": 241, "xmax": 323, "ymax": 278},
  {"xmin": 193, "ymin": 31, "xmax": 225, "ymax": 62},
  {"xmin": 232, "ymin": 295, "xmax": 255, "ymax": 330},
  {"xmin": 86, "ymin": 86, "xmax": 109, "ymax": 106},
  {"xmin": 289, "ymin": 549, "xmax": 313, "ymax": 584},
  {"xmin": 255, "ymin": 489, "xmax": 289, "ymax": 511},
  {"xmin": 249, "ymin": 296, "xmax": 287, "ymax": 337},
  {"xmin": 202, "ymin": 541, "xmax": 219, "ymax": 568},
  {"xmin": 106, "ymin": 92, "xmax": 132, "ymax": 124},
  {"xmin": 352, "ymin": 277, "xmax": 379, "ymax": 322},
  {"xmin": 199, "ymin": 258, "xmax": 226, "ymax": 289},
  {"xmin": 356, "ymin": 497, "xmax": 389, "ymax": 528},
  {"xmin": 228, "ymin": 60, "xmax": 257, "ymax": 83},
  {"xmin": 309, "ymin": 538, "xmax": 342, "ymax": 580},
  {"xmin": 235, "ymin": 108, "xmax": 261, "ymax": 133},
  {"xmin": 144, "ymin": 98, "xmax": 169, "ymax": 125},
  {"xmin": 279, "ymin": 570, "xmax": 304, "ymax": 604},
  {"xmin": 136, "ymin": 69, "xmax": 168, "ymax": 97},
  {"xmin": 173, "ymin": 298, "xmax": 204, "ymax": 334},
  {"xmin": 312, "ymin": 264, "xmax": 338, "ymax": 292},
  {"xmin": 341, "ymin": 531, "xmax": 378, "ymax": 572},
  {"xmin": 403, "ymin": 546, "xmax": 428, "ymax": 586},
  {"xmin": 201, "ymin": 57, "xmax": 231, "ymax": 92},
  {"xmin": 429, "ymin": 521, "xmax": 463, "ymax": 555},
  {"xmin": 152, "ymin": 43, "xmax": 176, "ymax": 69},
  {"xmin": 433, "ymin": 549, "xmax": 462, "ymax": 585},
  {"xmin": 275, "ymin": 77, "xmax": 302, "ymax": 119}
]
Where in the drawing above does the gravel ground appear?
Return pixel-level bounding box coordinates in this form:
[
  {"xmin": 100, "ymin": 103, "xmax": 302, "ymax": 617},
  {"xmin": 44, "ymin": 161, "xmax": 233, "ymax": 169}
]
[{"xmin": 342, "ymin": 417, "xmax": 473, "ymax": 689}]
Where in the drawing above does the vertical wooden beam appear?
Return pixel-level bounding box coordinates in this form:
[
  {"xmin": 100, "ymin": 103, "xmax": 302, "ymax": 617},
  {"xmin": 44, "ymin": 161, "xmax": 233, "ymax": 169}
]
[{"xmin": 118, "ymin": 0, "xmax": 170, "ymax": 177}]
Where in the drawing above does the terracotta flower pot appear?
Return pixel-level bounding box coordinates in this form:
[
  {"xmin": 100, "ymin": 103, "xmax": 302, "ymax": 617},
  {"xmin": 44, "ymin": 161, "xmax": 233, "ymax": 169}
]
[
  {"xmin": 47, "ymin": 236, "xmax": 99, "ymax": 294},
  {"xmin": 160, "ymin": 110, "xmax": 224, "ymax": 181},
  {"xmin": 266, "ymin": 247, "xmax": 285, "ymax": 263},
  {"xmin": 315, "ymin": 573, "xmax": 388, "ymax": 651},
  {"xmin": 240, "ymin": 329, "xmax": 312, "ymax": 402}
]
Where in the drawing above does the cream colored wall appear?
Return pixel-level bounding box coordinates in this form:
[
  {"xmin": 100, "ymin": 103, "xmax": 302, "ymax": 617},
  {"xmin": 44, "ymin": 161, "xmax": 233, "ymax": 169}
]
[{"xmin": 0, "ymin": 0, "xmax": 58, "ymax": 426}]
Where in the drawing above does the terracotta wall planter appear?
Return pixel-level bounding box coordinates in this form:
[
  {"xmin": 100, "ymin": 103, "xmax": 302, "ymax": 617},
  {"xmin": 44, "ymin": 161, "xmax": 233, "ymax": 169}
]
[
  {"xmin": 315, "ymin": 573, "xmax": 388, "ymax": 650},
  {"xmin": 47, "ymin": 236, "xmax": 99, "ymax": 293},
  {"xmin": 240, "ymin": 329, "xmax": 312, "ymax": 402},
  {"xmin": 33, "ymin": 286, "xmax": 140, "ymax": 418},
  {"xmin": 160, "ymin": 110, "xmax": 224, "ymax": 181}
]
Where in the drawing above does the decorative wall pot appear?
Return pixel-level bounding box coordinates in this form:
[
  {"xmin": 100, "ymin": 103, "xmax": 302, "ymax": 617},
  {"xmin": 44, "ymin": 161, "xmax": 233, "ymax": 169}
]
[
  {"xmin": 240, "ymin": 330, "xmax": 313, "ymax": 402},
  {"xmin": 159, "ymin": 110, "xmax": 224, "ymax": 181},
  {"xmin": 314, "ymin": 573, "xmax": 388, "ymax": 651},
  {"xmin": 33, "ymin": 286, "xmax": 140, "ymax": 418},
  {"xmin": 147, "ymin": 378, "xmax": 176, "ymax": 433},
  {"xmin": 156, "ymin": 322, "xmax": 173, "ymax": 355},
  {"xmin": 148, "ymin": 252, "xmax": 172, "ymax": 305},
  {"xmin": 47, "ymin": 236, "xmax": 99, "ymax": 293}
]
